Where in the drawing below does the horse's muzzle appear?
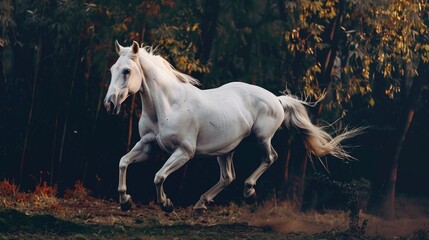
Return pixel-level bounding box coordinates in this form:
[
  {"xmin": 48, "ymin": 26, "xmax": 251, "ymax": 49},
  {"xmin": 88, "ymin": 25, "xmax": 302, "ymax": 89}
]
[
  {"xmin": 107, "ymin": 100, "xmax": 115, "ymax": 114},
  {"xmin": 104, "ymin": 96, "xmax": 119, "ymax": 115}
]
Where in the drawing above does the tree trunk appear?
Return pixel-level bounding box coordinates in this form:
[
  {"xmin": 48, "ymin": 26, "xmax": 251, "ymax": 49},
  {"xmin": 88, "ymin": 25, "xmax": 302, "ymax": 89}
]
[
  {"xmin": 277, "ymin": 0, "xmax": 287, "ymax": 22},
  {"xmin": 321, "ymin": 0, "xmax": 345, "ymax": 86},
  {"xmin": 194, "ymin": 0, "xmax": 219, "ymax": 82},
  {"xmin": 58, "ymin": 66, "xmax": 76, "ymax": 166},
  {"xmin": 317, "ymin": 0, "xmax": 346, "ymax": 115},
  {"xmin": 283, "ymin": 148, "xmax": 291, "ymax": 183},
  {"xmin": 50, "ymin": 105, "xmax": 60, "ymax": 185},
  {"xmin": 380, "ymin": 110, "xmax": 414, "ymax": 219},
  {"xmin": 285, "ymin": 136, "xmax": 308, "ymax": 210},
  {"xmin": 197, "ymin": 0, "xmax": 219, "ymax": 64},
  {"xmin": 379, "ymin": 64, "xmax": 426, "ymax": 219},
  {"xmin": 20, "ymin": 32, "xmax": 43, "ymax": 182},
  {"xmin": 58, "ymin": 38, "xmax": 81, "ymax": 167},
  {"xmin": 296, "ymin": 154, "xmax": 308, "ymax": 210}
]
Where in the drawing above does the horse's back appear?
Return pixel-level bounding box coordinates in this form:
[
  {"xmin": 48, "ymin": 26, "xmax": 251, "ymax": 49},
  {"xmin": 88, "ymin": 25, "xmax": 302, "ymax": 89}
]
[
  {"xmin": 223, "ymin": 83, "xmax": 285, "ymax": 137},
  {"xmin": 199, "ymin": 81, "xmax": 281, "ymax": 118},
  {"xmin": 213, "ymin": 82, "xmax": 283, "ymax": 116}
]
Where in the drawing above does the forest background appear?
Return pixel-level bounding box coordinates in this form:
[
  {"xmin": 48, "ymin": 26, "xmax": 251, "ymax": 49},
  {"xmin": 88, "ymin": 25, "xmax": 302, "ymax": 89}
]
[{"xmin": 1, "ymin": 0, "xmax": 428, "ymax": 219}]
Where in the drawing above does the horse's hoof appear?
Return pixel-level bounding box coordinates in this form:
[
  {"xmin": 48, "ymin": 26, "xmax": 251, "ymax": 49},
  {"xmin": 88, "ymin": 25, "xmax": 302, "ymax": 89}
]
[
  {"xmin": 120, "ymin": 199, "xmax": 132, "ymax": 211},
  {"xmin": 245, "ymin": 192, "xmax": 257, "ymax": 205},
  {"xmin": 160, "ymin": 198, "xmax": 174, "ymax": 213},
  {"xmin": 193, "ymin": 199, "xmax": 209, "ymax": 212},
  {"xmin": 193, "ymin": 206, "xmax": 207, "ymax": 214},
  {"xmin": 193, "ymin": 207, "xmax": 206, "ymax": 213},
  {"xmin": 192, "ymin": 208, "xmax": 206, "ymax": 219}
]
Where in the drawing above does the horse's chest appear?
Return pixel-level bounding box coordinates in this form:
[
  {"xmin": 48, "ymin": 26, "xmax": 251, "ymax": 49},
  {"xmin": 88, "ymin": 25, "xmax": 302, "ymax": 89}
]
[{"xmin": 154, "ymin": 117, "xmax": 195, "ymax": 153}]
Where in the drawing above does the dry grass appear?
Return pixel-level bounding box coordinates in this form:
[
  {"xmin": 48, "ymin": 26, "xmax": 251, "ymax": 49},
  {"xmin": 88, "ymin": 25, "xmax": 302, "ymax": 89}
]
[
  {"xmin": 0, "ymin": 179, "xmax": 428, "ymax": 239},
  {"xmin": 243, "ymin": 198, "xmax": 429, "ymax": 238}
]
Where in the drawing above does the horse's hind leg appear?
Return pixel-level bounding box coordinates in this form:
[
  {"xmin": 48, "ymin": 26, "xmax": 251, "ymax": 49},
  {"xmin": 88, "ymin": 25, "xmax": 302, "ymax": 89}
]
[
  {"xmin": 243, "ymin": 139, "xmax": 278, "ymax": 203},
  {"xmin": 194, "ymin": 152, "xmax": 236, "ymax": 211},
  {"xmin": 118, "ymin": 136, "xmax": 155, "ymax": 211}
]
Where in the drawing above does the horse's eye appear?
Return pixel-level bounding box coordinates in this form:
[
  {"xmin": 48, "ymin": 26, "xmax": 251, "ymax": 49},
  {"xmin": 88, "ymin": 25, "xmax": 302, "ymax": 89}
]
[{"xmin": 122, "ymin": 69, "xmax": 131, "ymax": 75}]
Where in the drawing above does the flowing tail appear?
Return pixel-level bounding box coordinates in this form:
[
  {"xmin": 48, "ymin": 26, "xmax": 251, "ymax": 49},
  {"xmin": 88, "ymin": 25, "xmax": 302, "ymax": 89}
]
[{"xmin": 278, "ymin": 95, "xmax": 362, "ymax": 160}]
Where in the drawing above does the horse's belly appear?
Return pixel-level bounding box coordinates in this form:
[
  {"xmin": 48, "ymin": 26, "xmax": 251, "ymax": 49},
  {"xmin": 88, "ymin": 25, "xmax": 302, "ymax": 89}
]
[
  {"xmin": 195, "ymin": 119, "xmax": 252, "ymax": 156},
  {"xmin": 196, "ymin": 135, "xmax": 247, "ymax": 155}
]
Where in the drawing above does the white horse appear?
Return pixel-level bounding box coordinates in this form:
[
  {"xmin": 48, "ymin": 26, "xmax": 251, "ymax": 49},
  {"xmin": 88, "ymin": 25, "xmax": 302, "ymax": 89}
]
[{"xmin": 104, "ymin": 41, "xmax": 360, "ymax": 213}]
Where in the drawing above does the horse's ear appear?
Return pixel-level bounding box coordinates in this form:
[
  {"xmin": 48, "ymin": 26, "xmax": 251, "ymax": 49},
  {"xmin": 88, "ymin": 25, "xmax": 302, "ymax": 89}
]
[
  {"xmin": 132, "ymin": 41, "xmax": 139, "ymax": 54},
  {"xmin": 115, "ymin": 40, "xmax": 122, "ymax": 54}
]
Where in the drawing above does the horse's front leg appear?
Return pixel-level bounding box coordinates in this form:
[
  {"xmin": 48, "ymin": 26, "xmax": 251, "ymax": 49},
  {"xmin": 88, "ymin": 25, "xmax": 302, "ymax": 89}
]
[
  {"xmin": 118, "ymin": 135, "xmax": 155, "ymax": 211},
  {"xmin": 154, "ymin": 145, "xmax": 193, "ymax": 213}
]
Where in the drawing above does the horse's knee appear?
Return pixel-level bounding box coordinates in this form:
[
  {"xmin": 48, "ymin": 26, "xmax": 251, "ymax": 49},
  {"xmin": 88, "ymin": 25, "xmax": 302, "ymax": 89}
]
[
  {"xmin": 154, "ymin": 173, "xmax": 165, "ymax": 186},
  {"xmin": 245, "ymin": 179, "xmax": 255, "ymax": 188},
  {"xmin": 270, "ymin": 147, "xmax": 278, "ymax": 162},
  {"xmin": 230, "ymin": 173, "xmax": 236, "ymax": 183},
  {"xmin": 119, "ymin": 157, "xmax": 129, "ymax": 171},
  {"xmin": 262, "ymin": 151, "xmax": 277, "ymax": 167},
  {"xmin": 263, "ymin": 145, "xmax": 277, "ymax": 163},
  {"xmin": 223, "ymin": 174, "xmax": 235, "ymax": 186}
]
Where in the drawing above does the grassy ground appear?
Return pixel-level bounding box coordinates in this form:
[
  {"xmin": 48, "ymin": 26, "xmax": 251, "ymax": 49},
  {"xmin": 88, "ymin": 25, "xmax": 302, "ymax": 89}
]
[
  {"xmin": 0, "ymin": 202, "xmax": 428, "ymax": 240},
  {"xmin": 0, "ymin": 180, "xmax": 428, "ymax": 239},
  {"xmin": 0, "ymin": 208, "xmax": 408, "ymax": 240}
]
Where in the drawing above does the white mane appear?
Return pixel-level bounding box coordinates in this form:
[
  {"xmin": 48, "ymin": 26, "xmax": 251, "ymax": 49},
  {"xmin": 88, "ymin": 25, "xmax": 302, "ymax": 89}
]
[{"xmin": 139, "ymin": 46, "xmax": 201, "ymax": 86}]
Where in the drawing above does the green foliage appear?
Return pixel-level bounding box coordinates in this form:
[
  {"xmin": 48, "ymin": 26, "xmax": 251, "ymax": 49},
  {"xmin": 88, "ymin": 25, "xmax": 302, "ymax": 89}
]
[
  {"xmin": 150, "ymin": 14, "xmax": 210, "ymax": 74},
  {"xmin": 348, "ymin": 0, "xmax": 429, "ymax": 100},
  {"xmin": 0, "ymin": 0, "xmax": 15, "ymax": 47},
  {"xmin": 5, "ymin": 0, "xmax": 427, "ymax": 109},
  {"xmin": 280, "ymin": 0, "xmax": 429, "ymax": 110}
]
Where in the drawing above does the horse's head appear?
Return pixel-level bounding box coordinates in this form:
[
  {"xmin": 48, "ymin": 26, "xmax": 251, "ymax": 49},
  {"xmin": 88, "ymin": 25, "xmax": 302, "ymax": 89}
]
[{"xmin": 104, "ymin": 40, "xmax": 143, "ymax": 115}]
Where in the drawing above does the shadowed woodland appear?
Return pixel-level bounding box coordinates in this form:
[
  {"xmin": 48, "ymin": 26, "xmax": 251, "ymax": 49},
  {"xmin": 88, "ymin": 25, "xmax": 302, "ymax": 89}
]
[{"xmin": 1, "ymin": 0, "xmax": 429, "ymax": 229}]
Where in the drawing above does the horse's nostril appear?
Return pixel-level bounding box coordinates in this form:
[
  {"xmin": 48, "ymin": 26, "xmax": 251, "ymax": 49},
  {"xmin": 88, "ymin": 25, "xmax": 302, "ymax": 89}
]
[{"xmin": 109, "ymin": 100, "xmax": 115, "ymax": 111}]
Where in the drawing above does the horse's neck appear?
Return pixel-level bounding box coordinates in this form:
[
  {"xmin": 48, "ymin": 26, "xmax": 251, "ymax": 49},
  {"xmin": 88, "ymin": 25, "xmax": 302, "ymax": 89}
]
[{"xmin": 139, "ymin": 56, "xmax": 191, "ymax": 120}]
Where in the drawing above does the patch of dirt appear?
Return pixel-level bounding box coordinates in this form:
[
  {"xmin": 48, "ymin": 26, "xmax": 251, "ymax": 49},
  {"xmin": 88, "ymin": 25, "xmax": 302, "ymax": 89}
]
[
  {"xmin": 1, "ymin": 195, "xmax": 428, "ymax": 239},
  {"xmin": 243, "ymin": 197, "xmax": 429, "ymax": 238}
]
